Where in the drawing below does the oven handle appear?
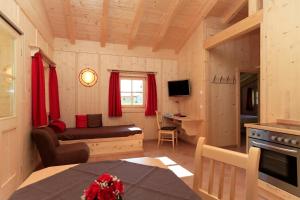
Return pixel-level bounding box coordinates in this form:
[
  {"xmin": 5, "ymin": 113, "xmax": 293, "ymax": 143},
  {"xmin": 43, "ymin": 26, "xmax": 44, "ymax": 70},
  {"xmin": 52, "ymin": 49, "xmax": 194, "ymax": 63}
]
[{"xmin": 251, "ymin": 141, "xmax": 298, "ymax": 154}]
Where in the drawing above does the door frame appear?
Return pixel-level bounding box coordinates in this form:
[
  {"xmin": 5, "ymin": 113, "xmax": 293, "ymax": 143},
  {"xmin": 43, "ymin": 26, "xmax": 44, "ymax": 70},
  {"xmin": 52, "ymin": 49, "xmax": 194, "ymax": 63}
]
[{"xmin": 235, "ymin": 67, "xmax": 260, "ymax": 147}]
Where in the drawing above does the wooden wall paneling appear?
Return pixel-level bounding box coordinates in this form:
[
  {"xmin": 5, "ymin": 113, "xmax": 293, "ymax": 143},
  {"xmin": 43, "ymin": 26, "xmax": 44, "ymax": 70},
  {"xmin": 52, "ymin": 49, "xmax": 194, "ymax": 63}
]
[
  {"xmin": 55, "ymin": 40, "xmax": 177, "ymax": 140},
  {"xmin": 161, "ymin": 60, "xmax": 178, "ymax": 114},
  {"xmin": 36, "ymin": 31, "xmax": 48, "ymax": 53},
  {"xmin": 15, "ymin": 0, "xmax": 54, "ymax": 45},
  {"xmin": 260, "ymin": 0, "xmax": 300, "ymax": 122},
  {"xmin": 204, "ymin": 10, "xmax": 263, "ymax": 49},
  {"xmin": 54, "ymin": 51, "xmax": 77, "ymax": 127},
  {"xmin": 204, "ymin": 17, "xmax": 259, "ymax": 146},
  {"xmin": 76, "ymin": 53, "xmax": 101, "ymax": 115},
  {"xmin": 0, "ymin": 0, "xmax": 20, "ymax": 26},
  {"xmin": 248, "ymin": 0, "xmax": 263, "ymax": 16}
]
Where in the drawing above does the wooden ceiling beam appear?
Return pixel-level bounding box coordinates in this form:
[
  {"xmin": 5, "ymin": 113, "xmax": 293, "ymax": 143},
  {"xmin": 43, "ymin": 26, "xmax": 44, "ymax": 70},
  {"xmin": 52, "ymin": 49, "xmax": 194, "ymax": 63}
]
[
  {"xmin": 222, "ymin": 0, "xmax": 247, "ymax": 24},
  {"xmin": 63, "ymin": 0, "xmax": 75, "ymax": 44},
  {"xmin": 152, "ymin": 0, "xmax": 183, "ymax": 52},
  {"xmin": 128, "ymin": 0, "xmax": 145, "ymax": 49},
  {"xmin": 175, "ymin": 0, "xmax": 218, "ymax": 54},
  {"xmin": 204, "ymin": 10, "xmax": 263, "ymax": 49},
  {"xmin": 100, "ymin": 0, "xmax": 109, "ymax": 47}
]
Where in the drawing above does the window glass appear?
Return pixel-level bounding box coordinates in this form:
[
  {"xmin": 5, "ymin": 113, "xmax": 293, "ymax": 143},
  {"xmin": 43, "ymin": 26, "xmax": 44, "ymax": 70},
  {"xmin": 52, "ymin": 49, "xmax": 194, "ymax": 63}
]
[
  {"xmin": 0, "ymin": 25, "xmax": 15, "ymax": 118},
  {"xmin": 120, "ymin": 78, "xmax": 144, "ymax": 107}
]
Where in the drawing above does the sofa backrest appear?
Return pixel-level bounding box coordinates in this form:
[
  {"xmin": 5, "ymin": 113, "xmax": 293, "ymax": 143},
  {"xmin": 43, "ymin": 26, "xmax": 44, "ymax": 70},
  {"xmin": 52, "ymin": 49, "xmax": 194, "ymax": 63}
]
[{"xmin": 31, "ymin": 127, "xmax": 59, "ymax": 167}]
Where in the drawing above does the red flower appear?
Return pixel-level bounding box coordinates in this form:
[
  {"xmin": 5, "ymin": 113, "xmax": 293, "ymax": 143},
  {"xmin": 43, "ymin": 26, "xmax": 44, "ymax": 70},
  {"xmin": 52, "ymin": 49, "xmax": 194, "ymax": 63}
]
[
  {"xmin": 97, "ymin": 173, "xmax": 112, "ymax": 183},
  {"xmin": 82, "ymin": 173, "xmax": 124, "ymax": 200},
  {"xmin": 83, "ymin": 181, "xmax": 100, "ymax": 200},
  {"xmin": 115, "ymin": 181, "xmax": 124, "ymax": 193}
]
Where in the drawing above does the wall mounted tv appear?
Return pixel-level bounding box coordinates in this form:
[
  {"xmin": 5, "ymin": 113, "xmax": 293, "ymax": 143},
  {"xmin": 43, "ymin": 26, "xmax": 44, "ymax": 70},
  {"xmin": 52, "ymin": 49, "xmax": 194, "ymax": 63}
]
[{"xmin": 168, "ymin": 80, "xmax": 190, "ymax": 96}]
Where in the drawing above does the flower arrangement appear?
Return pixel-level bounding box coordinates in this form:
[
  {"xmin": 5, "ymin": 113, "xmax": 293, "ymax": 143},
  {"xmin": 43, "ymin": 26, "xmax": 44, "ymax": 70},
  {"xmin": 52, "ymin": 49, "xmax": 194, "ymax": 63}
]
[{"xmin": 81, "ymin": 173, "xmax": 124, "ymax": 200}]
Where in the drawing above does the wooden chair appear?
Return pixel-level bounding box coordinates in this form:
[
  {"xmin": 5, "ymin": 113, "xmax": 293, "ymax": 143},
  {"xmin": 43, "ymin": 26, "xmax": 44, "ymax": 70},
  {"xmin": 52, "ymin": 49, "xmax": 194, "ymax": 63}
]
[
  {"xmin": 193, "ymin": 137, "xmax": 260, "ymax": 200},
  {"xmin": 155, "ymin": 111, "xmax": 178, "ymax": 149}
]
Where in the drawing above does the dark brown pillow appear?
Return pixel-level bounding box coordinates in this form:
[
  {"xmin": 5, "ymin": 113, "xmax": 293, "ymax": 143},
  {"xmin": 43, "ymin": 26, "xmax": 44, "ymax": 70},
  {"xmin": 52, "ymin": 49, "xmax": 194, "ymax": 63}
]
[{"xmin": 87, "ymin": 114, "xmax": 103, "ymax": 128}]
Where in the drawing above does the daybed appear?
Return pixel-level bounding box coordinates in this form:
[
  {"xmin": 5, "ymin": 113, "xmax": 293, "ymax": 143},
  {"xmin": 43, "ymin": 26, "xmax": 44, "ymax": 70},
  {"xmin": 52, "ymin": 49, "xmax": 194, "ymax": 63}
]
[{"xmin": 56, "ymin": 124, "xmax": 144, "ymax": 157}]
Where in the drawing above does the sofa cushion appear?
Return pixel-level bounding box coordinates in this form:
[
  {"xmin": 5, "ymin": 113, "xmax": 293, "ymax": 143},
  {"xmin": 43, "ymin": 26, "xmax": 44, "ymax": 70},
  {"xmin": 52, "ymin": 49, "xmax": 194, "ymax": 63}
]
[
  {"xmin": 55, "ymin": 143, "xmax": 89, "ymax": 165},
  {"xmin": 49, "ymin": 120, "xmax": 66, "ymax": 133},
  {"xmin": 87, "ymin": 114, "xmax": 103, "ymax": 128},
  {"xmin": 76, "ymin": 115, "xmax": 87, "ymax": 128}
]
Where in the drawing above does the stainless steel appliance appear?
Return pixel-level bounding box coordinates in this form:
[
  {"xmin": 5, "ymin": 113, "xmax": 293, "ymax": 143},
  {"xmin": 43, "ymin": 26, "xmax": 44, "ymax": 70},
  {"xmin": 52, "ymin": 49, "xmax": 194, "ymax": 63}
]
[{"xmin": 249, "ymin": 128, "xmax": 300, "ymax": 197}]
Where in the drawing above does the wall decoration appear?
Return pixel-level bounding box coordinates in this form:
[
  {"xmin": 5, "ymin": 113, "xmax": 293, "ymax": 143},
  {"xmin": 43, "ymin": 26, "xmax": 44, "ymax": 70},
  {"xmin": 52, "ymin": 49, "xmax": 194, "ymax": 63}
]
[{"xmin": 79, "ymin": 67, "xmax": 98, "ymax": 87}]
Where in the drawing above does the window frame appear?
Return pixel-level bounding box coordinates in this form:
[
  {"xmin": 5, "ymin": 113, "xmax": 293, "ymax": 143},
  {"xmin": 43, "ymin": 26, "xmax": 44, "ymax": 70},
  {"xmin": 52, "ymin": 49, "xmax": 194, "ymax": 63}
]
[
  {"xmin": 0, "ymin": 18, "xmax": 18, "ymax": 120},
  {"xmin": 120, "ymin": 75, "xmax": 146, "ymax": 108}
]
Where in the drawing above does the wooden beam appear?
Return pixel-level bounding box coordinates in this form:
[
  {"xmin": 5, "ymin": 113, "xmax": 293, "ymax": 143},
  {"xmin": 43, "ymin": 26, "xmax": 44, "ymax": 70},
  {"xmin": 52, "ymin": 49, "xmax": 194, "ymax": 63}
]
[
  {"xmin": 175, "ymin": 0, "xmax": 218, "ymax": 53},
  {"xmin": 152, "ymin": 0, "xmax": 183, "ymax": 52},
  {"xmin": 63, "ymin": 0, "xmax": 75, "ymax": 44},
  {"xmin": 128, "ymin": 0, "xmax": 145, "ymax": 49},
  {"xmin": 100, "ymin": 0, "xmax": 109, "ymax": 47},
  {"xmin": 204, "ymin": 10, "xmax": 263, "ymax": 50},
  {"xmin": 249, "ymin": 0, "xmax": 263, "ymax": 16},
  {"xmin": 222, "ymin": 0, "xmax": 247, "ymax": 23}
]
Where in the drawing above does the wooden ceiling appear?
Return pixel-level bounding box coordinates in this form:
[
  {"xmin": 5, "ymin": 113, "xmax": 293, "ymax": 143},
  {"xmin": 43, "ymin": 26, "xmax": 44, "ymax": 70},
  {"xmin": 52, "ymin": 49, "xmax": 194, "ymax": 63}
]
[{"xmin": 42, "ymin": 0, "xmax": 248, "ymax": 52}]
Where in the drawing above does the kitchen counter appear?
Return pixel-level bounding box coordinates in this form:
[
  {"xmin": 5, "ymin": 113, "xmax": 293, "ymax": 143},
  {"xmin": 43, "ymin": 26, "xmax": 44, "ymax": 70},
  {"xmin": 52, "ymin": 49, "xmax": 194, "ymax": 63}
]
[{"xmin": 245, "ymin": 122, "xmax": 300, "ymax": 136}]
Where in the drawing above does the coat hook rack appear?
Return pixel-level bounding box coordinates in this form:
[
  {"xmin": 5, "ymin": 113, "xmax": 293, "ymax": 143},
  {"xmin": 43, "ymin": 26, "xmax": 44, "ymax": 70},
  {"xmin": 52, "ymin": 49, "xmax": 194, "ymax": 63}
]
[{"xmin": 211, "ymin": 74, "xmax": 235, "ymax": 85}]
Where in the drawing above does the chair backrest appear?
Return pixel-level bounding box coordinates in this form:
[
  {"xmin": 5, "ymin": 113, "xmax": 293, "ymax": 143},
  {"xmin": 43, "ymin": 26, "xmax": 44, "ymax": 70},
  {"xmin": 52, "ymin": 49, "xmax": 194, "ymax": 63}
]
[
  {"xmin": 31, "ymin": 127, "xmax": 59, "ymax": 167},
  {"xmin": 155, "ymin": 111, "xmax": 162, "ymax": 129},
  {"xmin": 193, "ymin": 137, "xmax": 260, "ymax": 200}
]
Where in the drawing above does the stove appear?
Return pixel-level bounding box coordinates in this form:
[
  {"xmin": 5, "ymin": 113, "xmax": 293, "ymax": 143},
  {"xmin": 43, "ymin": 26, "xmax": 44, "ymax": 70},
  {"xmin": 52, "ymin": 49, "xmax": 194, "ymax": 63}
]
[{"xmin": 248, "ymin": 127, "xmax": 300, "ymax": 197}]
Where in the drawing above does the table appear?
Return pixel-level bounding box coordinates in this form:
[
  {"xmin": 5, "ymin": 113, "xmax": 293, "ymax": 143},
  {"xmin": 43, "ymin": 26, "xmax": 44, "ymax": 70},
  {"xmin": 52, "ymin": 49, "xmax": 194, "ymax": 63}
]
[
  {"xmin": 18, "ymin": 157, "xmax": 167, "ymax": 189},
  {"xmin": 164, "ymin": 115, "xmax": 202, "ymax": 136},
  {"xmin": 11, "ymin": 158, "xmax": 201, "ymax": 200}
]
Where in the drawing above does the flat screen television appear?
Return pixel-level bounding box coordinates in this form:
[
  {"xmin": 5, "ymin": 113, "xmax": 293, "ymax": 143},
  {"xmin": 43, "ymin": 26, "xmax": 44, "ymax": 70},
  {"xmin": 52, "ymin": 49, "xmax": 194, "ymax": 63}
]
[{"xmin": 168, "ymin": 80, "xmax": 190, "ymax": 96}]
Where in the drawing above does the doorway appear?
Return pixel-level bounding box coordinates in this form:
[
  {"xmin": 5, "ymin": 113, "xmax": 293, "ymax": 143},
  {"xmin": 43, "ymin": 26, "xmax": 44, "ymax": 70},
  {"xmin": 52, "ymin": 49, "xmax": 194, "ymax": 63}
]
[{"xmin": 235, "ymin": 68, "xmax": 259, "ymax": 148}]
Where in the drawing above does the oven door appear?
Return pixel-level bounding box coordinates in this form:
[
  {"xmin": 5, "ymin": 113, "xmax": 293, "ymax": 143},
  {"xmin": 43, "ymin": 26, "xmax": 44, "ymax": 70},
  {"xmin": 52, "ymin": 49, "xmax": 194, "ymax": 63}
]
[{"xmin": 249, "ymin": 138, "xmax": 300, "ymax": 197}]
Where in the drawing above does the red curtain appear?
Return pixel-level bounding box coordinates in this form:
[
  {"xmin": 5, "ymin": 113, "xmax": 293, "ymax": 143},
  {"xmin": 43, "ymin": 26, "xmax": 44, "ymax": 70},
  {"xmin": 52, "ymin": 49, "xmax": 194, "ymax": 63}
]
[
  {"xmin": 145, "ymin": 74, "xmax": 157, "ymax": 116},
  {"xmin": 108, "ymin": 72, "xmax": 122, "ymax": 117},
  {"xmin": 49, "ymin": 66, "xmax": 60, "ymax": 120},
  {"xmin": 32, "ymin": 52, "xmax": 47, "ymax": 127}
]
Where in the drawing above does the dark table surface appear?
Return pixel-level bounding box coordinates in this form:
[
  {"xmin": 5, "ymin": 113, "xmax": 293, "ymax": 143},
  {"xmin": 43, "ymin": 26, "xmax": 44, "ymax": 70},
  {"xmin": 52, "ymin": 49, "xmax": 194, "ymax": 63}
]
[{"xmin": 10, "ymin": 160, "xmax": 201, "ymax": 200}]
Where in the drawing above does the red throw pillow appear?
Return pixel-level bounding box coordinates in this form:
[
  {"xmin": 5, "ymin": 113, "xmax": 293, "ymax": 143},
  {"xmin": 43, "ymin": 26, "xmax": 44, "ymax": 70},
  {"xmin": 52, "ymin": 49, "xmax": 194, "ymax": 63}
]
[
  {"xmin": 49, "ymin": 120, "xmax": 66, "ymax": 133},
  {"xmin": 76, "ymin": 115, "xmax": 87, "ymax": 128}
]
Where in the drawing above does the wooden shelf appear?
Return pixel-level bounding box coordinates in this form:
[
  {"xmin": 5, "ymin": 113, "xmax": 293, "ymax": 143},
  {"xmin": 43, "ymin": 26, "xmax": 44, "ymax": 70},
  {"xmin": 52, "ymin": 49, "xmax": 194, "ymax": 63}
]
[{"xmin": 204, "ymin": 10, "xmax": 263, "ymax": 50}]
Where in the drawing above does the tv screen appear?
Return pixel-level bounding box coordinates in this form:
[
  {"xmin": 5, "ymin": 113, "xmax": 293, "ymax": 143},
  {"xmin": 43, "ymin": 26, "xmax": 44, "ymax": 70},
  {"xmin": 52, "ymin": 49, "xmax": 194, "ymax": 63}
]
[{"xmin": 168, "ymin": 80, "xmax": 190, "ymax": 96}]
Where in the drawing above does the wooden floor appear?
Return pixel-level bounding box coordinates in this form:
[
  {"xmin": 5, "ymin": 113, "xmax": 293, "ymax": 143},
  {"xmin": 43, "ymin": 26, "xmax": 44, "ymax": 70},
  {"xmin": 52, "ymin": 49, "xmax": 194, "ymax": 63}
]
[{"xmin": 89, "ymin": 139, "xmax": 248, "ymax": 199}]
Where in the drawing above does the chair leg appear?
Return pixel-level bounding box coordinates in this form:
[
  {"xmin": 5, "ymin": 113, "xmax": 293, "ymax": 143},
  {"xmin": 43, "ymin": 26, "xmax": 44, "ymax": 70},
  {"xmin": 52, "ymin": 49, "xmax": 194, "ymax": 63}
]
[
  {"xmin": 157, "ymin": 132, "xmax": 160, "ymax": 148},
  {"xmin": 176, "ymin": 131, "xmax": 178, "ymax": 145},
  {"xmin": 172, "ymin": 133, "xmax": 175, "ymax": 149}
]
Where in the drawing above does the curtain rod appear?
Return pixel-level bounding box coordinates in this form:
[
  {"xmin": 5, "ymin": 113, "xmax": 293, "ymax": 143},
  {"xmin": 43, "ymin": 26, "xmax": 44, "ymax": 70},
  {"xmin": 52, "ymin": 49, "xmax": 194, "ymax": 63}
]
[
  {"xmin": 29, "ymin": 45, "xmax": 56, "ymax": 66},
  {"xmin": 107, "ymin": 69, "xmax": 157, "ymax": 74}
]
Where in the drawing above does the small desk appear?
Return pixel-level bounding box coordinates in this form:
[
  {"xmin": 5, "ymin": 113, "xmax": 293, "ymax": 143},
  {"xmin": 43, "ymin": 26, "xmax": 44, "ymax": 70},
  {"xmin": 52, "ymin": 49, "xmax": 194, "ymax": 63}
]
[{"xmin": 164, "ymin": 115, "xmax": 202, "ymax": 136}]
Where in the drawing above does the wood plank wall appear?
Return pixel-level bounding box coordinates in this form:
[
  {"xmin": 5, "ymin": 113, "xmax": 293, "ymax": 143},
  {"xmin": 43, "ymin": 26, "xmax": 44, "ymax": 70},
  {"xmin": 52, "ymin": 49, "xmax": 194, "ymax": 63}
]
[
  {"xmin": 0, "ymin": 0, "xmax": 54, "ymax": 199},
  {"xmin": 178, "ymin": 17, "xmax": 260, "ymax": 146},
  {"xmin": 53, "ymin": 38, "xmax": 178, "ymax": 140},
  {"xmin": 260, "ymin": 0, "xmax": 300, "ymax": 122}
]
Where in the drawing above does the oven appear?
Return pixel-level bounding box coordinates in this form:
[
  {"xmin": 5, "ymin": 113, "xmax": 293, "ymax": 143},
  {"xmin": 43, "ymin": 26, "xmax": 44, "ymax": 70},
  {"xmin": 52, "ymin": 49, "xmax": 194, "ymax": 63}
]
[{"xmin": 248, "ymin": 129, "xmax": 300, "ymax": 197}]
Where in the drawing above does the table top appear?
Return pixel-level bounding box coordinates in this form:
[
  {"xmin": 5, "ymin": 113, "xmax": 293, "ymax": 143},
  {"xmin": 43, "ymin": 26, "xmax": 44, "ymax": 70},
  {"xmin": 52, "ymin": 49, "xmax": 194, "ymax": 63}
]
[
  {"xmin": 18, "ymin": 157, "xmax": 167, "ymax": 189},
  {"xmin": 12, "ymin": 159, "xmax": 200, "ymax": 200}
]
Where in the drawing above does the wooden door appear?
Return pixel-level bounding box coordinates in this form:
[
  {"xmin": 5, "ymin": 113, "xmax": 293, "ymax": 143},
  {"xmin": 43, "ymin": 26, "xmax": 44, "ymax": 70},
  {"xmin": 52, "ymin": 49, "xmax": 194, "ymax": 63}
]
[{"xmin": 0, "ymin": 17, "xmax": 20, "ymax": 199}]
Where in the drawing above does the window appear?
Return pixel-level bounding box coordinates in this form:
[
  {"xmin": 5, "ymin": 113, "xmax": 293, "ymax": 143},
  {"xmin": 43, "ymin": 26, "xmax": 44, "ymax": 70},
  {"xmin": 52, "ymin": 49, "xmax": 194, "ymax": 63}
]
[
  {"xmin": 0, "ymin": 24, "xmax": 16, "ymax": 118},
  {"xmin": 120, "ymin": 77, "xmax": 144, "ymax": 107}
]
